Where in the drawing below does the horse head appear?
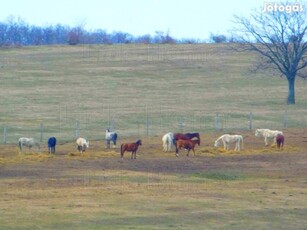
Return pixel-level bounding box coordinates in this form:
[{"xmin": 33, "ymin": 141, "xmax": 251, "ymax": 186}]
[
  {"xmin": 136, "ymin": 139, "xmax": 142, "ymax": 146},
  {"xmin": 196, "ymin": 139, "xmax": 200, "ymax": 146},
  {"xmin": 255, "ymin": 129, "xmax": 260, "ymax": 137}
]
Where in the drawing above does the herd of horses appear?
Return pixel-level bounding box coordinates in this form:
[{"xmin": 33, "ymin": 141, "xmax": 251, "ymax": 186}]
[{"xmin": 17, "ymin": 128, "xmax": 285, "ymax": 159}]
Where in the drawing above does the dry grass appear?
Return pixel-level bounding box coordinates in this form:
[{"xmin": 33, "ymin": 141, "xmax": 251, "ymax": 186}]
[
  {"xmin": 0, "ymin": 44, "xmax": 307, "ymax": 229},
  {"xmin": 1, "ymin": 44, "xmax": 307, "ymax": 143}
]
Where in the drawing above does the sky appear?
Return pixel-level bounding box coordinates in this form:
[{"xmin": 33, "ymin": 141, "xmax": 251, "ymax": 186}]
[{"xmin": 0, "ymin": 0, "xmax": 270, "ymax": 40}]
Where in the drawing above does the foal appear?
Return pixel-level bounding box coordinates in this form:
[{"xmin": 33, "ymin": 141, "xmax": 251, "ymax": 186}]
[
  {"xmin": 120, "ymin": 140, "xmax": 142, "ymax": 159},
  {"xmin": 176, "ymin": 139, "xmax": 200, "ymax": 157}
]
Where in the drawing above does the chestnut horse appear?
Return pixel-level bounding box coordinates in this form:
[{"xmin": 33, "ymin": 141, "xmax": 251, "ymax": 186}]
[
  {"xmin": 120, "ymin": 139, "xmax": 142, "ymax": 159},
  {"xmin": 276, "ymin": 134, "xmax": 284, "ymax": 149},
  {"xmin": 173, "ymin": 132, "xmax": 200, "ymax": 153},
  {"xmin": 175, "ymin": 139, "xmax": 200, "ymax": 157}
]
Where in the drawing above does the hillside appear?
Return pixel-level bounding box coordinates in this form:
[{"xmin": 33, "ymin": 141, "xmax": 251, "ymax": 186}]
[{"xmin": 0, "ymin": 44, "xmax": 306, "ymax": 142}]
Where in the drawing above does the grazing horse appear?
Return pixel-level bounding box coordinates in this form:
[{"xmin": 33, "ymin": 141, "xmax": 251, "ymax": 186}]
[
  {"xmin": 176, "ymin": 139, "xmax": 200, "ymax": 157},
  {"xmin": 255, "ymin": 129, "xmax": 283, "ymax": 146},
  {"xmin": 173, "ymin": 132, "xmax": 200, "ymax": 152},
  {"xmin": 18, "ymin": 137, "xmax": 41, "ymax": 153},
  {"xmin": 47, "ymin": 137, "xmax": 56, "ymax": 154},
  {"xmin": 162, "ymin": 132, "xmax": 174, "ymax": 152},
  {"xmin": 214, "ymin": 134, "xmax": 243, "ymax": 151},
  {"xmin": 105, "ymin": 128, "xmax": 118, "ymax": 148},
  {"xmin": 76, "ymin": 137, "xmax": 89, "ymax": 153},
  {"xmin": 120, "ymin": 139, "xmax": 142, "ymax": 159},
  {"xmin": 276, "ymin": 134, "xmax": 285, "ymax": 149}
]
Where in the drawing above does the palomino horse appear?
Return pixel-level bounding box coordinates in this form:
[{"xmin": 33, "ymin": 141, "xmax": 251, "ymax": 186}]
[
  {"xmin": 276, "ymin": 134, "xmax": 285, "ymax": 149},
  {"xmin": 255, "ymin": 129, "xmax": 283, "ymax": 146},
  {"xmin": 176, "ymin": 139, "xmax": 200, "ymax": 157},
  {"xmin": 120, "ymin": 139, "xmax": 142, "ymax": 159},
  {"xmin": 76, "ymin": 137, "xmax": 89, "ymax": 153},
  {"xmin": 214, "ymin": 134, "xmax": 243, "ymax": 151},
  {"xmin": 162, "ymin": 132, "xmax": 174, "ymax": 152},
  {"xmin": 105, "ymin": 128, "xmax": 118, "ymax": 148},
  {"xmin": 18, "ymin": 137, "xmax": 41, "ymax": 153},
  {"xmin": 48, "ymin": 137, "xmax": 56, "ymax": 154}
]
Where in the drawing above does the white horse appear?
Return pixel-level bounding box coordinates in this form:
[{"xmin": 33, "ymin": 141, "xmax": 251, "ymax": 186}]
[
  {"xmin": 18, "ymin": 137, "xmax": 41, "ymax": 153},
  {"xmin": 255, "ymin": 129, "xmax": 283, "ymax": 146},
  {"xmin": 76, "ymin": 137, "xmax": 89, "ymax": 153},
  {"xmin": 162, "ymin": 132, "xmax": 174, "ymax": 152},
  {"xmin": 214, "ymin": 134, "xmax": 243, "ymax": 151}
]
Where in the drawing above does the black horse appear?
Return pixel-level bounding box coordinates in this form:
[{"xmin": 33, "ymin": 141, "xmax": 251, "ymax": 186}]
[{"xmin": 48, "ymin": 137, "xmax": 57, "ymax": 154}]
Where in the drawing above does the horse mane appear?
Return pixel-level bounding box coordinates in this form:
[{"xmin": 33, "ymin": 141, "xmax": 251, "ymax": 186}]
[{"xmin": 135, "ymin": 139, "xmax": 142, "ymax": 145}]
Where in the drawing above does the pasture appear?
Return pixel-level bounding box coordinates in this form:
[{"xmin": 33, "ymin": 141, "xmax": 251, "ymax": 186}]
[
  {"xmin": 0, "ymin": 44, "xmax": 307, "ymax": 229},
  {"xmin": 0, "ymin": 44, "xmax": 307, "ymax": 142},
  {"xmin": 0, "ymin": 130, "xmax": 307, "ymax": 229}
]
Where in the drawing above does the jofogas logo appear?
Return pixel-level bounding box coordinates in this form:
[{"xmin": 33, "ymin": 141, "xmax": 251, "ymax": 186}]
[{"xmin": 262, "ymin": 2, "xmax": 304, "ymax": 13}]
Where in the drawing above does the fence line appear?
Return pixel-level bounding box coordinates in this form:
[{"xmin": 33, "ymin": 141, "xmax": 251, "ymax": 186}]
[{"xmin": 1, "ymin": 108, "xmax": 306, "ymax": 145}]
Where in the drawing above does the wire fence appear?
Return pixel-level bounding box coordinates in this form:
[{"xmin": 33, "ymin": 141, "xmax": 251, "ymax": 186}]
[{"xmin": 1, "ymin": 105, "xmax": 306, "ymax": 145}]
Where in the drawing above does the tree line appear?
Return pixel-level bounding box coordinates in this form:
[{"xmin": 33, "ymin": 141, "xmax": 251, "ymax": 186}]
[{"xmin": 0, "ymin": 16, "xmax": 236, "ymax": 46}]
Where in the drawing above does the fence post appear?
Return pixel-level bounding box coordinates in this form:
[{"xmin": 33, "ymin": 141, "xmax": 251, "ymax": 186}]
[
  {"xmin": 146, "ymin": 106, "xmax": 149, "ymax": 136},
  {"xmin": 249, "ymin": 112, "xmax": 253, "ymax": 130},
  {"xmin": 284, "ymin": 109, "xmax": 288, "ymax": 128},
  {"xmin": 215, "ymin": 113, "xmax": 219, "ymax": 131},
  {"xmin": 40, "ymin": 123, "xmax": 44, "ymax": 142},
  {"xmin": 3, "ymin": 127, "xmax": 7, "ymax": 144},
  {"xmin": 75, "ymin": 120, "xmax": 80, "ymax": 138}
]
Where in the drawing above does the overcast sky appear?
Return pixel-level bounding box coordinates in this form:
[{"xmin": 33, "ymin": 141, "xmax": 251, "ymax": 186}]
[{"xmin": 0, "ymin": 0, "xmax": 273, "ymax": 40}]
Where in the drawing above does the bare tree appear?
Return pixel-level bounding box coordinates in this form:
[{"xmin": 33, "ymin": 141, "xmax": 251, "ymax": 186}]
[{"xmin": 233, "ymin": 2, "xmax": 307, "ymax": 104}]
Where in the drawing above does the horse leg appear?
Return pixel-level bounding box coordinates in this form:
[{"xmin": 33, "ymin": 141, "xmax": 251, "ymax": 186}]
[
  {"xmin": 175, "ymin": 146, "xmax": 179, "ymax": 157},
  {"xmin": 163, "ymin": 141, "xmax": 167, "ymax": 152},
  {"xmin": 264, "ymin": 137, "xmax": 268, "ymax": 146},
  {"xmin": 121, "ymin": 150, "xmax": 125, "ymax": 159}
]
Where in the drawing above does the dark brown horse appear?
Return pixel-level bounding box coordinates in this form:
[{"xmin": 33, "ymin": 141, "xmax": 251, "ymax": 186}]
[
  {"xmin": 276, "ymin": 134, "xmax": 284, "ymax": 149},
  {"xmin": 173, "ymin": 133, "xmax": 200, "ymax": 143},
  {"xmin": 176, "ymin": 139, "xmax": 200, "ymax": 157},
  {"xmin": 120, "ymin": 139, "xmax": 142, "ymax": 159}
]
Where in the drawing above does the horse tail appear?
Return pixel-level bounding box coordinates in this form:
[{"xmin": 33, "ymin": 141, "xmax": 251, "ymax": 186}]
[
  {"xmin": 113, "ymin": 133, "xmax": 118, "ymax": 145},
  {"xmin": 18, "ymin": 139, "xmax": 22, "ymax": 152},
  {"xmin": 241, "ymin": 136, "xmax": 244, "ymax": 150}
]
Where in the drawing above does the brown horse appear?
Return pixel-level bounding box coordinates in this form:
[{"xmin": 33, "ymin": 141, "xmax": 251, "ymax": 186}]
[
  {"xmin": 276, "ymin": 134, "xmax": 284, "ymax": 149},
  {"xmin": 173, "ymin": 132, "xmax": 200, "ymax": 153},
  {"xmin": 120, "ymin": 139, "xmax": 142, "ymax": 159},
  {"xmin": 176, "ymin": 139, "xmax": 200, "ymax": 157}
]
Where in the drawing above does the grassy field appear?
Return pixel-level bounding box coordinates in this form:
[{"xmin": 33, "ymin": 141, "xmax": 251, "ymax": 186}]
[
  {"xmin": 0, "ymin": 44, "xmax": 307, "ymax": 143},
  {"xmin": 0, "ymin": 44, "xmax": 307, "ymax": 229},
  {"xmin": 0, "ymin": 131, "xmax": 307, "ymax": 229}
]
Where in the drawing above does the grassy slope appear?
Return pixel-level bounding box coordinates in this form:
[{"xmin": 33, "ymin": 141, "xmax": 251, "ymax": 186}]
[{"xmin": 0, "ymin": 44, "xmax": 306, "ymax": 142}]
